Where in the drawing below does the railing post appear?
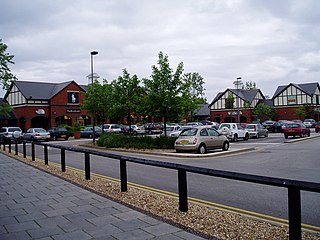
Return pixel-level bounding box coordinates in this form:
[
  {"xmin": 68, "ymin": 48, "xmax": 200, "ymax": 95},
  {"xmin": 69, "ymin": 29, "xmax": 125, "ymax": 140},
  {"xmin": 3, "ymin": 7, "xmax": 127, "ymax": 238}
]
[
  {"xmin": 288, "ymin": 187, "xmax": 301, "ymax": 240},
  {"xmin": 31, "ymin": 142, "xmax": 35, "ymax": 161},
  {"xmin": 23, "ymin": 141, "xmax": 26, "ymax": 158},
  {"xmin": 61, "ymin": 149, "xmax": 66, "ymax": 172},
  {"xmin": 44, "ymin": 145, "xmax": 48, "ymax": 165},
  {"xmin": 85, "ymin": 152, "xmax": 90, "ymax": 180},
  {"xmin": 178, "ymin": 169, "xmax": 188, "ymax": 212},
  {"xmin": 15, "ymin": 140, "xmax": 18, "ymax": 155},
  {"xmin": 8, "ymin": 141, "xmax": 11, "ymax": 153},
  {"xmin": 2, "ymin": 142, "xmax": 5, "ymax": 151},
  {"xmin": 120, "ymin": 160, "xmax": 127, "ymax": 192}
]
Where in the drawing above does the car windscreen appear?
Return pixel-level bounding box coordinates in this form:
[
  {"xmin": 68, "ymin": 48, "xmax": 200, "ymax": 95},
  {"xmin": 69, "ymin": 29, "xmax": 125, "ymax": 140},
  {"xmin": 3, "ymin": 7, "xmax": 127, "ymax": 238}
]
[{"xmin": 180, "ymin": 128, "xmax": 198, "ymax": 136}]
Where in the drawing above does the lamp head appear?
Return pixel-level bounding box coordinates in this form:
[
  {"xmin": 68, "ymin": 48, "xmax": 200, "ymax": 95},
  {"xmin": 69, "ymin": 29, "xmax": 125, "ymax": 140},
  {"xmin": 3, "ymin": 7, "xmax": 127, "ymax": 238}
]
[{"xmin": 90, "ymin": 51, "xmax": 98, "ymax": 56}]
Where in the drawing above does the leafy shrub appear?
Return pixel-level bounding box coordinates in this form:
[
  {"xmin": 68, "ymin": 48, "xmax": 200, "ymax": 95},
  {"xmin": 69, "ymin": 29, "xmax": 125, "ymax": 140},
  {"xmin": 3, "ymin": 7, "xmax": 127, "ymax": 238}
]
[{"xmin": 97, "ymin": 134, "xmax": 176, "ymax": 149}]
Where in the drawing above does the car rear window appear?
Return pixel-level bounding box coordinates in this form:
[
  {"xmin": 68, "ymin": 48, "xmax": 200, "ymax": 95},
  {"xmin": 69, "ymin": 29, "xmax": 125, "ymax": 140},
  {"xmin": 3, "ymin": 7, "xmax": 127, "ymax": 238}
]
[
  {"xmin": 180, "ymin": 128, "xmax": 198, "ymax": 136},
  {"xmin": 8, "ymin": 128, "xmax": 21, "ymax": 132},
  {"xmin": 287, "ymin": 124, "xmax": 299, "ymax": 128}
]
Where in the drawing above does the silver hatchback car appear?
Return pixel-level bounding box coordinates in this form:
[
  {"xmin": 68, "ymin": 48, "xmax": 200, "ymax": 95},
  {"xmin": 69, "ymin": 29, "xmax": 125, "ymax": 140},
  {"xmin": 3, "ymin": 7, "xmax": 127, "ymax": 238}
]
[
  {"xmin": 174, "ymin": 126, "xmax": 229, "ymax": 154},
  {"xmin": 245, "ymin": 124, "xmax": 268, "ymax": 138}
]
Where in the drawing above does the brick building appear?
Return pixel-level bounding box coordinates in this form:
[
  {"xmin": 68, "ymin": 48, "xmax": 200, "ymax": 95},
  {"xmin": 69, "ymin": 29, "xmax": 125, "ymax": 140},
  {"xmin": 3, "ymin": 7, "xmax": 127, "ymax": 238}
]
[
  {"xmin": 3, "ymin": 80, "xmax": 91, "ymax": 131},
  {"xmin": 209, "ymin": 82, "xmax": 320, "ymax": 123}
]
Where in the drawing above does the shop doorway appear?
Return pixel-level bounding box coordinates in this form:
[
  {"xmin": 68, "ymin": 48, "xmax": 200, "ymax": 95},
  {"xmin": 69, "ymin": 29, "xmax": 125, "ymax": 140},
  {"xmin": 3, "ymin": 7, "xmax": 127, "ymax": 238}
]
[{"xmin": 31, "ymin": 116, "xmax": 49, "ymax": 129}]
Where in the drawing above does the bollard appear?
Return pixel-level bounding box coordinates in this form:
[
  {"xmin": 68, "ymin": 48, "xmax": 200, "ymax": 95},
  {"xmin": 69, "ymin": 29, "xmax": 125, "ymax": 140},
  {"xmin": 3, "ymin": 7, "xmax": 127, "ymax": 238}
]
[
  {"xmin": 120, "ymin": 160, "xmax": 127, "ymax": 192},
  {"xmin": 178, "ymin": 169, "xmax": 188, "ymax": 212},
  {"xmin": 15, "ymin": 140, "xmax": 18, "ymax": 155},
  {"xmin": 44, "ymin": 145, "xmax": 48, "ymax": 165},
  {"xmin": 8, "ymin": 141, "xmax": 11, "ymax": 153},
  {"xmin": 31, "ymin": 142, "xmax": 35, "ymax": 161},
  {"xmin": 84, "ymin": 152, "xmax": 90, "ymax": 180},
  {"xmin": 23, "ymin": 141, "xmax": 26, "ymax": 158},
  {"xmin": 61, "ymin": 149, "xmax": 66, "ymax": 172}
]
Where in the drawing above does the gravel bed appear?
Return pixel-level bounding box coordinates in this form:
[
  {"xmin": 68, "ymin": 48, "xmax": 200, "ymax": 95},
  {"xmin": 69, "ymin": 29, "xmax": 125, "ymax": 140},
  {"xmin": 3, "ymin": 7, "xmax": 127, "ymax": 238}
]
[{"xmin": 2, "ymin": 149, "xmax": 319, "ymax": 240}]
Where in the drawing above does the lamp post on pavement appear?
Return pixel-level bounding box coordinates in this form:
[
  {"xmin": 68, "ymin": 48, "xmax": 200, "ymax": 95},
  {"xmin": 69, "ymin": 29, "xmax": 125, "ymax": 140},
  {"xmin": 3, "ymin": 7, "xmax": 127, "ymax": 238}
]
[
  {"xmin": 90, "ymin": 51, "xmax": 98, "ymax": 143},
  {"xmin": 233, "ymin": 77, "xmax": 242, "ymax": 123}
]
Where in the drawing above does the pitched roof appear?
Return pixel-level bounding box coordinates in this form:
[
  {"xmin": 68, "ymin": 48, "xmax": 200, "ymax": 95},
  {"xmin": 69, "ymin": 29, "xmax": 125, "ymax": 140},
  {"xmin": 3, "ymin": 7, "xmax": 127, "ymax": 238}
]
[
  {"xmin": 194, "ymin": 103, "xmax": 210, "ymax": 116},
  {"xmin": 273, "ymin": 82, "xmax": 320, "ymax": 98},
  {"xmin": 209, "ymin": 88, "xmax": 263, "ymax": 107},
  {"xmin": 11, "ymin": 80, "xmax": 85, "ymax": 100}
]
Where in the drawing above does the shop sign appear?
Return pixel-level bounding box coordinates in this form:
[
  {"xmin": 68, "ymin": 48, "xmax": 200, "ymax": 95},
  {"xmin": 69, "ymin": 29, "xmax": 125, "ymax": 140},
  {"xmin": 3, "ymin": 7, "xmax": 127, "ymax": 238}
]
[
  {"xmin": 35, "ymin": 109, "xmax": 45, "ymax": 115},
  {"xmin": 66, "ymin": 109, "xmax": 81, "ymax": 113},
  {"xmin": 288, "ymin": 96, "xmax": 296, "ymax": 105}
]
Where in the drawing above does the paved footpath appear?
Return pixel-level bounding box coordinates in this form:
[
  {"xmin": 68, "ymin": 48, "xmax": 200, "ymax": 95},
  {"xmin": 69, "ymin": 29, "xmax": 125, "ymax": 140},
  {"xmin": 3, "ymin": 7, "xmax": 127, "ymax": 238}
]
[{"xmin": 0, "ymin": 154, "xmax": 205, "ymax": 240}]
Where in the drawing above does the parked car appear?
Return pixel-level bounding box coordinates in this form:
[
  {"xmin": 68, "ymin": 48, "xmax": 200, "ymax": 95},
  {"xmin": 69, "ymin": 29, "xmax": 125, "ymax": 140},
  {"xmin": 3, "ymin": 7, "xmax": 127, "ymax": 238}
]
[
  {"xmin": 315, "ymin": 122, "xmax": 320, "ymax": 133},
  {"xmin": 0, "ymin": 127, "xmax": 23, "ymax": 143},
  {"xmin": 218, "ymin": 123, "xmax": 249, "ymax": 142},
  {"xmin": 47, "ymin": 127, "xmax": 70, "ymax": 141},
  {"xmin": 275, "ymin": 120, "xmax": 293, "ymax": 133},
  {"xmin": 245, "ymin": 124, "xmax": 268, "ymax": 138},
  {"xmin": 169, "ymin": 126, "xmax": 192, "ymax": 137},
  {"xmin": 144, "ymin": 123, "xmax": 163, "ymax": 135},
  {"xmin": 174, "ymin": 126, "xmax": 229, "ymax": 154},
  {"xmin": 102, "ymin": 124, "xmax": 123, "ymax": 133},
  {"xmin": 80, "ymin": 126, "xmax": 102, "ymax": 138},
  {"xmin": 262, "ymin": 120, "xmax": 277, "ymax": 133},
  {"xmin": 123, "ymin": 125, "xmax": 146, "ymax": 135},
  {"xmin": 283, "ymin": 123, "xmax": 310, "ymax": 139},
  {"xmin": 303, "ymin": 119, "xmax": 316, "ymax": 128},
  {"xmin": 162, "ymin": 125, "xmax": 181, "ymax": 136},
  {"xmin": 22, "ymin": 128, "xmax": 50, "ymax": 141}
]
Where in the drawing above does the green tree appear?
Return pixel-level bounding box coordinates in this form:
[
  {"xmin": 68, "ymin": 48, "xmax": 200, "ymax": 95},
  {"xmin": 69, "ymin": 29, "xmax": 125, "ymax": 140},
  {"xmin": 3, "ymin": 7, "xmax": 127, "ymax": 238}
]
[
  {"xmin": 242, "ymin": 81, "xmax": 256, "ymax": 90},
  {"xmin": 180, "ymin": 72, "xmax": 206, "ymax": 120},
  {"xmin": 111, "ymin": 69, "xmax": 144, "ymax": 126},
  {"xmin": 81, "ymin": 80, "xmax": 114, "ymax": 125},
  {"xmin": 0, "ymin": 102, "xmax": 12, "ymax": 117},
  {"xmin": 253, "ymin": 103, "xmax": 277, "ymax": 121},
  {"xmin": 225, "ymin": 93, "xmax": 234, "ymax": 109},
  {"xmin": 295, "ymin": 104, "xmax": 314, "ymax": 119},
  {"xmin": 0, "ymin": 39, "xmax": 17, "ymax": 90},
  {"xmin": 144, "ymin": 51, "xmax": 205, "ymax": 135}
]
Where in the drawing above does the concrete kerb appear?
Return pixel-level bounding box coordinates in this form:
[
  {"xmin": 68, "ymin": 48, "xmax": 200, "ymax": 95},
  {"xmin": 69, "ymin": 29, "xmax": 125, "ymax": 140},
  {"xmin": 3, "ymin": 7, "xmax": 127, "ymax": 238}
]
[
  {"xmin": 284, "ymin": 133, "xmax": 320, "ymax": 144},
  {"xmin": 78, "ymin": 143, "xmax": 256, "ymax": 158}
]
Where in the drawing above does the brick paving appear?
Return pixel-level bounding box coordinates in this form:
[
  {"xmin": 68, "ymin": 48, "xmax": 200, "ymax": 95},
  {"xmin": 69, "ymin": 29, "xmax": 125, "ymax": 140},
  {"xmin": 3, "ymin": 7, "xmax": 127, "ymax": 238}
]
[{"xmin": 0, "ymin": 153, "xmax": 205, "ymax": 239}]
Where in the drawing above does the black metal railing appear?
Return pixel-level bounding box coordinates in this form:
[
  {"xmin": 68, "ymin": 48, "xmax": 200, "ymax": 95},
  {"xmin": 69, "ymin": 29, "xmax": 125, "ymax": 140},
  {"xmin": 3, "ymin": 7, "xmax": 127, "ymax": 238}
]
[{"xmin": 2, "ymin": 140, "xmax": 320, "ymax": 240}]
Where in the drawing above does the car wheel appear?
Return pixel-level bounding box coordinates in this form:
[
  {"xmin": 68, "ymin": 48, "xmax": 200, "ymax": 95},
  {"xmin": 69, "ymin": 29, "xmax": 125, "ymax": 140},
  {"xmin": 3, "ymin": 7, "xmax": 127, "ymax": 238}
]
[
  {"xmin": 256, "ymin": 133, "xmax": 259, "ymax": 139},
  {"xmin": 65, "ymin": 137, "xmax": 69, "ymax": 140},
  {"xmin": 133, "ymin": 131, "xmax": 138, "ymax": 136},
  {"xmin": 222, "ymin": 141, "xmax": 229, "ymax": 151},
  {"xmin": 307, "ymin": 131, "xmax": 310, "ymax": 137},
  {"xmin": 265, "ymin": 132, "xmax": 268, "ymax": 137},
  {"xmin": 299, "ymin": 133, "xmax": 303, "ymax": 138},
  {"xmin": 198, "ymin": 144, "xmax": 207, "ymax": 154},
  {"xmin": 89, "ymin": 134, "xmax": 92, "ymax": 138},
  {"xmin": 53, "ymin": 136, "xmax": 58, "ymax": 141},
  {"xmin": 284, "ymin": 135, "xmax": 288, "ymax": 139},
  {"xmin": 148, "ymin": 130, "xmax": 152, "ymax": 135},
  {"xmin": 233, "ymin": 134, "xmax": 238, "ymax": 142}
]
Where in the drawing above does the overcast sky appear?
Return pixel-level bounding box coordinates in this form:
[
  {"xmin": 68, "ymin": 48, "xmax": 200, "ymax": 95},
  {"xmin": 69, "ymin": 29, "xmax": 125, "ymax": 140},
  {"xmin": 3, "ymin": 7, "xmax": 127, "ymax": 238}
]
[{"xmin": 1, "ymin": 0, "xmax": 320, "ymax": 102}]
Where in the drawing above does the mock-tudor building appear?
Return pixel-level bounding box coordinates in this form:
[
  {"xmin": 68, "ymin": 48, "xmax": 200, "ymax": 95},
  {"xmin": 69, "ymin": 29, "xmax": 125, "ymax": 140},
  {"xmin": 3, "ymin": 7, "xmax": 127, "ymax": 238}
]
[
  {"xmin": 272, "ymin": 82, "xmax": 320, "ymax": 121},
  {"xmin": 3, "ymin": 80, "xmax": 90, "ymax": 131},
  {"xmin": 209, "ymin": 88, "xmax": 265, "ymax": 123},
  {"xmin": 209, "ymin": 82, "xmax": 320, "ymax": 123}
]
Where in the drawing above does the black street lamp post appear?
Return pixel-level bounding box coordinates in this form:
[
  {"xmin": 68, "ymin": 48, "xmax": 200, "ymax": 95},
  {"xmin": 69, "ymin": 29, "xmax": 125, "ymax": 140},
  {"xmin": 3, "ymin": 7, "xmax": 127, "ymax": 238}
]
[{"xmin": 90, "ymin": 51, "xmax": 98, "ymax": 143}]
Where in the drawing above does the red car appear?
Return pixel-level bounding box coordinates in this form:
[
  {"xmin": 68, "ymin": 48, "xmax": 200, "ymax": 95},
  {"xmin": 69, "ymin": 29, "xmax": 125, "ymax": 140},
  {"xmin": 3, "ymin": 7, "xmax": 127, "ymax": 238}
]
[
  {"xmin": 315, "ymin": 122, "xmax": 320, "ymax": 133},
  {"xmin": 283, "ymin": 123, "xmax": 310, "ymax": 139}
]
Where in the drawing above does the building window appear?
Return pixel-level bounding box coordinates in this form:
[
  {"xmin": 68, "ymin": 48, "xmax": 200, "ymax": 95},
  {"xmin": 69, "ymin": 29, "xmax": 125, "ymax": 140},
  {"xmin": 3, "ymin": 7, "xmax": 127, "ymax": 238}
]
[{"xmin": 68, "ymin": 91, "xmax": 79, "ymax": 104}]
